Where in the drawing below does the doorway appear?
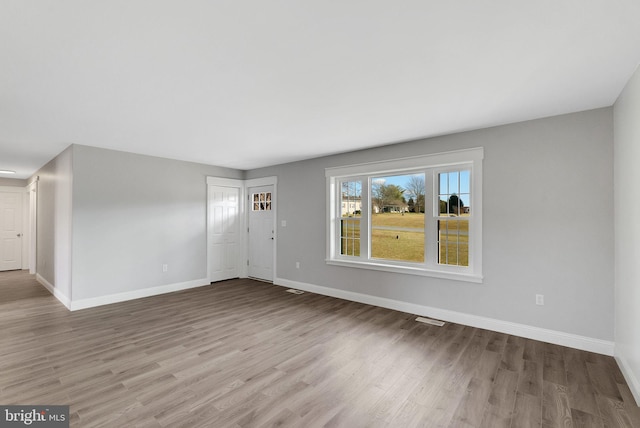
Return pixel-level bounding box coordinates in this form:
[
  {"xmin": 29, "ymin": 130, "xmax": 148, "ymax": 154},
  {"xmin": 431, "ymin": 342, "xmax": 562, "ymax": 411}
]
[
  {"xmin": 247, "ymin": 184, "xmax": 275, "ymax": 282},
  {"xmin": 0, "ymin": 189, "xmax": 24, "ymax": 271},
  {"xmin": 206, "ymin": 176, "xmax": 277, "ymax": 284},
  {"xmin": 208, "ymin": 185, "xmax": 242, "ymax": 282},
  {"xmin": 207, "ymin": 178, "xmax": 243, "ymax": 282}
]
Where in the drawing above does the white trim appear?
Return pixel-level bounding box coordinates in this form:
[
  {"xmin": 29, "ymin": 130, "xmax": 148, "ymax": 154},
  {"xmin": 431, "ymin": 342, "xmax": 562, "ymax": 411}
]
[
  {"xmin": 245, "ymin": 176, "xmax": 278, "ymax": 187},
  {"xmin": 68, "ymin": 278, "xmax": 210, "ymax": 311},
  {"xmin": 21, "ymin": 187, "xmax": 29, "ymax": 269},
  {"xmin": 325, "ymin": 147, "xmax": 484, "ymax": 177},
  {"xmin": 206, "ymin": 176, "xmax": 245, "ymax": 187},
  {"xmin": 206, "ymin": 177, "xmax": 245, "ymax": 282},
  {"xmin": 325, "ymin": 175, "xmax": 334, "ymax": 263},
  {"xmin": 326, "ymin": 259, "xmax": 483, "ymax": 282},
  {"xmin": 615, "ymin": 353, "xmax": 640, "ymax": 406},
  {"xmin": 274, "ymin": 277, "xmax": 614, "ymax": 356},
  {"xmin": 27, "ymin": 180, "xmax": 38, "ymax": 274},
  {"xmin": 36, "ymin": 273, "xmax": 71, "ymax": 309}
]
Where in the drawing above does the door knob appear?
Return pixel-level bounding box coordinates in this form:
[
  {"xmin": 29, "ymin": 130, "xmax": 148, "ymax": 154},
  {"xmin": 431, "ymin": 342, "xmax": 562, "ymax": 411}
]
[{"xmin": 17, "ymin": 233, "xmax": 22, "ymax": 237}]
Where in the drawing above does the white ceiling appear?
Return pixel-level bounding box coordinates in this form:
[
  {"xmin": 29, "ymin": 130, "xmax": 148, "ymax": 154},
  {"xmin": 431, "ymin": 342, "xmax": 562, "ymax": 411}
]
[{"xmin": 2, "ymin": 1, "xmax": 640, "ymax": 179}]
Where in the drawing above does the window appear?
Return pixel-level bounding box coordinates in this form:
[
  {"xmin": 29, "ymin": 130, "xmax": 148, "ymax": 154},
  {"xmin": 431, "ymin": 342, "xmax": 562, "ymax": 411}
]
[
  {"xmin": 370, "ymin": 173, "xmax": 425, "ymax": 263},
  {"xmin": 340, "ymin": 180, "xmax": 362, "ymax": 256},
  {"xmin": 252, "ymin": 192, "xmax": 272, "ymax": 211},
  {"xmin": 326, "ymin": 148, "xmax": 483, "ymax": 282},
  {"xmin": 438, "ymin": 170, "xmax": 470, "ymax": 267}
]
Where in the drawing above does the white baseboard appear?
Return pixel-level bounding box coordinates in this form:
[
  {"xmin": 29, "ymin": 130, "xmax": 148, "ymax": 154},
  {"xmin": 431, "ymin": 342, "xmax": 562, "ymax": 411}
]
[
  {"xmin": 275, "ymin": 278, "xmax": 615, "ymax": 356},
  {"xmin": 36, "ymin": 273, "xmax": 71, "ymax": 309},
  {"xmin": 69, "ymin": 278, "xmax": 211, "ymax": 311},
  {"xmin": 615, "ymin": 352, "xmax": 640, "ymax": 406}
]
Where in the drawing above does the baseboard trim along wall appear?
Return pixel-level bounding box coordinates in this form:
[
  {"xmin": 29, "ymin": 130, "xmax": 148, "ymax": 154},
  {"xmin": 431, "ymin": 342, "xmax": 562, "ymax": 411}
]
[
  {"xmin": 275, "ymin": 277, "xmax": 615, "ymax": 356},
  {"xmin": 36, "ymin": 271, "xmax": 615, "ymax": 356},
  {"xmin": 616, "ymin": 353, "xmax": 640, "ymax": 406},
  {"xmin": 36, "ymin": 273, "xmax": 71, "ymax": 310},
  {"xmin": 69, "ymin": 278, "xmax": 211, "ymax": 311},
  {"xmin": 36, "ymin": 274, "xmax": 211, "ymax": 311}
]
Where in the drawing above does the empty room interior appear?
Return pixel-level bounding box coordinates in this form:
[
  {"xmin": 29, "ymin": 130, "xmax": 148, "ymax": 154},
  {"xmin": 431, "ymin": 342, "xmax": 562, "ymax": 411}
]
[{"xmin": 2, "ymin": 1, "xmax": 640, "ymax": 427}]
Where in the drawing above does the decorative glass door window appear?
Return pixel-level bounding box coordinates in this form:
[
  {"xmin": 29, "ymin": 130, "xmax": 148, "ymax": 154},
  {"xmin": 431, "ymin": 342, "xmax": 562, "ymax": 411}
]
[{"xmin": 252, "ymin": 192, "xmax": 272, "ymax": 211}]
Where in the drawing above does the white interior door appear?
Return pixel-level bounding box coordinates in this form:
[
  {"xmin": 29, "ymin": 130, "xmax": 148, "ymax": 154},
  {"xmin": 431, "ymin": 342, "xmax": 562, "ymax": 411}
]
[
  {"xmin": 208, "ymin": 185, "xmax": 241, "ymax": 282},
  {"xmin": 248, "ymin": 185, "xmax": 274, "ymax": 282},
  {"xmin": 0, "ymin": 191, "xmax": 23, "ymax": 271}
]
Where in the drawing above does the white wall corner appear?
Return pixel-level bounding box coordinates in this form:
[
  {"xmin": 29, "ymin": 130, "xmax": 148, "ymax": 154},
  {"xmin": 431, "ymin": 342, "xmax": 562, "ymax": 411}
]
[
  {"xmin": 615, "ymin": 351, "xmax": 640, "ymax": 407},
  {"xmin": 274, "ymin": 277, "xmax": 615, "ymax": 356},
  {"xmin": 36, "ymin": 273, "xmax": 71, "ymax": 310},
  {"xmin": 68, "ymin": 278, "xmax": 211, "ymax": 311}
]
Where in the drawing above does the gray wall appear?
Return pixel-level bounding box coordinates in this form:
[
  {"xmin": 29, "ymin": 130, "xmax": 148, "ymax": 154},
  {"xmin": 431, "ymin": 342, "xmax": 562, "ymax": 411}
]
[
  {"xmin": 614, "ymin": 65, "xmax": 640, "ymax": 401},
  {"xmin": 0, "ymin": 178, "xmax": 27, "ymax": 187},
  {"xmin": 35, "ymin": 146, "xmax": 73, "ymax": 300},
  {"xmin": 248, "ymin": 108, "xmax": 615, "ymax": 341},
  {"xmin": 70, "ymin": 145, "xmax": 243, "ymax": 300}
]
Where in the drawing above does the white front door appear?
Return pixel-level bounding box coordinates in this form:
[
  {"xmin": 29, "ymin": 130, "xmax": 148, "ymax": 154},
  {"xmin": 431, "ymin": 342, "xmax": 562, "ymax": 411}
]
[
  {"xmin": 208, "ymin": 185, "xmax": 241, "ymax": 282},
  {"xmin": 248, "ymin": 185, "xmax": 274, "ymax": 282},
  {"xmin": 0, "ymin": 191, "xmax": 23, "ymax": 271}
]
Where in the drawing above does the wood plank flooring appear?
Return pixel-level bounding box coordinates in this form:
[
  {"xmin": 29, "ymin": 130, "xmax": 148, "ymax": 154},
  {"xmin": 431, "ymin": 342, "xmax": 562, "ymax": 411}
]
[{"xmin": 1, "ymin": 270, "xmax": 639, "ymax": 427}]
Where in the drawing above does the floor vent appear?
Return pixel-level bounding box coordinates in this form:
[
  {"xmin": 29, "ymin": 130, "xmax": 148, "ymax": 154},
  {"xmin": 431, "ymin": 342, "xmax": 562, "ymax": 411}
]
[
  {"xmin": 285, "ymin": 289, "xmax": 305, "ymax": 295},
  {"xmin": 415, "ymin": 316, "xmax": 445, "ymax": 326}
]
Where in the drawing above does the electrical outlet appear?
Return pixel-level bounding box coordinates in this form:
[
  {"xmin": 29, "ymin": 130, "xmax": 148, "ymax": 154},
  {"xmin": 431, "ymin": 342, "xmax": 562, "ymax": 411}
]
[
  {"xmin": 281, "ymin": 220, "xmax": 287, "ymax": 227},
  {"xmin": 296, "ymin": 262, "xmax": 300, "ymax": 269},
  {"xmin": 162, "ymin": 264, "xmax": 168, "ymax": 273},
  {"xmin": 536, "ymin": 294, "xmax": 544, "ymax": 305}
]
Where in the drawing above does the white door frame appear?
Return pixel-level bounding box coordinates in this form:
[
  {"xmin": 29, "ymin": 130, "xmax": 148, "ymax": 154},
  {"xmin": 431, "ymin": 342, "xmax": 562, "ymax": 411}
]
[
  {"xmin": 27, "ymin": 178, "xmax": 38, "ymax": 273},
  {"xmin": 206, "ymin": 177, "xmax": 245, "ymax": 282},
  {"xmin": 0, "ymin": 186, "xmax": 25, "ymax": 271},
  {"xmin": 245, "ymin": 176, "xmax": 277, "ymax": 282},
  {"xmin": 22, "ymin": 186, "xmax": 29, "ymax": 270},
  {"xmin": 0, "ymin": 180, "xmax": 38, "ymax": 273}
]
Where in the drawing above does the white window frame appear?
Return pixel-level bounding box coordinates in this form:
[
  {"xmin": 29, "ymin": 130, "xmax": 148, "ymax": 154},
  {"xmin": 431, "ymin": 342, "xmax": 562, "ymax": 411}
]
[{"xmin": 326, "ymin": 147, "xmax": 483, "ymax": 283}]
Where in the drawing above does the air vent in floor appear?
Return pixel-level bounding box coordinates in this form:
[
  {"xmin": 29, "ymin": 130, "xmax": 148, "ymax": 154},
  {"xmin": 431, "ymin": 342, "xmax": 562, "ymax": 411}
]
[
  {"xmin": 415, "ymin": 316, "xmax": 445, "ymax": 326},
  {"xmin": 285, "ymin": 289, "xmax": 304, "ymax": 295}
]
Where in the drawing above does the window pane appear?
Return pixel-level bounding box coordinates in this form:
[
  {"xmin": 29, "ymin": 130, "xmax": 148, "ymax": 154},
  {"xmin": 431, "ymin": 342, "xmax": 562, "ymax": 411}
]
[
  {"xmin": 371, "ymin": 228, "xmax": 424, "ymax": 262},
  {"xmin": 340, "ymin": 180, "xmax": 361, "ymax": 256},
  {"xmin": 370, "ymin": 173, "xmax": 425, "ymax": 263},
  {"xmin": 341, "ymin": 180, "xmax": 362, "ymax": 217},
  {"xmin": 252, "ymin": 192, "xmax": 272, "ymax": 211},
  {"xmin": 459, "ymin": 171, "xmax": 470, "ymax": 194},
  {"xmin": 448, "ymin": 172, "xmax": 459, "ymax": 195},
  {"xmin": 438, "ymin": 170, "xmax": 470, "ymax": 215},
  {"xmin": 438, "ymin": 170, "xmax": 470, "ymax": 266},
  {"xmin": 438, "ymin": 218, "xmax": 469, "ymax": 266},
  {"xmin": 340, "ymin": 218, "xmax": 360, "ymax": 256}
]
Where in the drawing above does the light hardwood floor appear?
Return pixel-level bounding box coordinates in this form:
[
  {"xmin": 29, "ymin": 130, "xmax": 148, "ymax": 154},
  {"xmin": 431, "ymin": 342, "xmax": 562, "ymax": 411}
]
[{"xmin": 1, "ymin": 270, "xmax": 639, "ymax": 427}]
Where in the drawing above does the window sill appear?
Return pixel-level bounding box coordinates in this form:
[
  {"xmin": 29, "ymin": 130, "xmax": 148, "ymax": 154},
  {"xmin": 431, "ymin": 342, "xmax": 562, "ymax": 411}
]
[{"xmin": 325, "ymin": 259, "xmax": 483, "ymax": 283}]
